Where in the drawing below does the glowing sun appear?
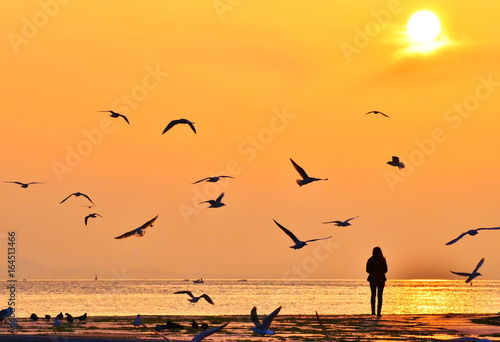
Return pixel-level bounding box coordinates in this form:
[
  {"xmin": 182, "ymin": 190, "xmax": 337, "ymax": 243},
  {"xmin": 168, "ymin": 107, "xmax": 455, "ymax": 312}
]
[{"xmin": 407, "ymin": 11, "xmax": 441, "ymax": 43}]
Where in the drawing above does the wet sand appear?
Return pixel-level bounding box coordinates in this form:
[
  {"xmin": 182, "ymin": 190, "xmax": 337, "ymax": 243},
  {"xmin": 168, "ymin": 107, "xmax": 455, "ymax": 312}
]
[{"xmin": 0, "ymin": 313, "xmax": 499, "ymax": 341}]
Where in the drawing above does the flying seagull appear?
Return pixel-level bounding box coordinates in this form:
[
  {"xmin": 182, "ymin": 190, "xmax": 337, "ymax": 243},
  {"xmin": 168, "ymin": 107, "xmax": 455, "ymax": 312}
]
[
  {"xmin": 451, "ymin": 258, "xmax": 485, "ymax": 285},
  {"xmin": 85, "ymin": 213, "xmax": 102, "ymax": 226},
  {"xmin": 290, "ymin": 158, "xmax": 328, "ymax": 186},
  {"xmin": 174, "ymin": 291, "xmax": 214, "ymax": 305},
  {"xmin": 192, "ymin": 176, "xmax": 234, "ymax": 184},
  {"xmin": 98, "ymin": 110, "xmax": 130, "ymax": 124},
  {"xmin": 114, "ymin": 215, "xmax": 158, "ymax": 239},
  {"xmin": 162, "ymin": 119, "xmax": 196, "ymax": 134},
  {"xmin": 200, "ymin": 192, "xmax": 226, "ymax": 208},
  {"xmin": 250, "ymin": 306, "xmax": 281, "ymax": 335},
  {"xmin": 315, "ymin": 312, "xmax": 334, "ymax": 342},
  {"xmin": 192, "ymin": 323, "xmax": 228, "ymax": 342},
  {"xmin": 323, "ymin": 215, "xmax": 359, "ymax": 227},
  {"xmin": 4, "ymin": 181, "xmax": 44, "ymax": 188},
  {"xmin": 273, "ymin": 219, "xmax": 332, "ymax": 250},
  {"xmin": 387, "ymin": 156, "xmax": 405, "ymax": 170},
  {"xmin": 366, "ymin": 110, "xmax": 389, "ymax": 117},
  {"xmin": 60, "ymin": 192, "xmax": 94, "ymax": 205},
  {"xmin": 446, "ymin": 227, "xmax": 500, "ymax": 245}
]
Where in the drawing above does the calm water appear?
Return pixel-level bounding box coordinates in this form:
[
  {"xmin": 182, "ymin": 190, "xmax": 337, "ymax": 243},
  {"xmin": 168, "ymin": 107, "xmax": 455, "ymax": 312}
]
[{"xmin": 2, "ymin": 279, "xmax": 499, "ymax": 317}]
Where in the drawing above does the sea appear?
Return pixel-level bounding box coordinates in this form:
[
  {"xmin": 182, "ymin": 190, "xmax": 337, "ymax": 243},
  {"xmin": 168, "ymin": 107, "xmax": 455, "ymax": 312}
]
[{"xmin": 2, "ymin": 279, "xmax": 499, "ymax": 317}]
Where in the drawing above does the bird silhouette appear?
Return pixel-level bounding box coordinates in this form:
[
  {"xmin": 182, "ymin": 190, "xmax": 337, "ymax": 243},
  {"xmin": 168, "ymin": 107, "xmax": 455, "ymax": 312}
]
[
  {"xmin": 75, "ymin": 313, "xmax": 87, "ymax": 322},
  {"xmin": 446, "ymin": 227, "xmax": 500, "ymax": 245},
  {"xmin": 274, "ymin": 219, "xmax": 331, "ymax": 249},
  {"xmin": 250, "ymin": 306, "xmax": 281, "ymax": 335},
  {"xmin": 323, "ymin": 215, "xmax": 359, "ymax": 227},
  {"xmin": 85, "ymin": 213, "xmax": 102, "ymax": 226},
  {"xmin": 387, "ymin": 156, "xmax": 405, "ymax": 169},
  {"xmin": 54, "ymin": 317, "xmax": 61, "ymax": 327},
  {"xmin": 192, "ymin": 176, "xmax": 234, "ymax": 184},
  {"xmin": 451, "ymin": 258, "xmax": 485, "ymax": 285},
  {"xmin": 98, "ymin": 110, "xmax": 130, "ymax": 124},
  {"xmin": 290, "ymin": 158, "xmax": 327, "ymax": 186},
  {"xmin": 174, "ymin": 291, "xmax": 214, "ymax": 305},
  {"xmin": 4, "ymin": 181, "xmax": 44, "ymax": 188},
  {"xmin": 60, "ymin": 192, "xmax": 94, "ymax": 205},
  {"xmin": 191, "ymin": 323, "xmax": 228, "ymax": 342},
  {"xmin": 114, "ymin": 215, "xmax": 158, "ymax": 239},
  {"xmin": 162, "ymin": 119, "xmax": 196, "ymax": 134},
  {"xmin": 366, "ymin": 110, "xmax": 389, "ymax": 117},
  {"xmin": 65, "ymin": 313, "xmax": 73, "ymax": 323},
  {"xmin": 200, "ymin": 192, "xmax": 226, "ymax": 208}
]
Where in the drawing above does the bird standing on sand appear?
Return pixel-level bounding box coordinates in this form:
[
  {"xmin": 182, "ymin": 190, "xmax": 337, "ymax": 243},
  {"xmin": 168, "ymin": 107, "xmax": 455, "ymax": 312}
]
[
  {"xmin": 65, "ymin": 313, "xmax": 73, "ymax": 323},
  {"xmin": 85, "ymin": 213, "xmax": 103, "ymax": 226},
  {"xmin": 0, "ymin": 307, "xmax": 12, "ymax": 322},
  {"xmin": 250, "ymin": 306, "xmax": 281, "ymax": 335},
  {"xmin": 133, "ymin": 314, "xmax": 141, "ymax": 326},
  {"xmin": 451, "ymin": 258, "xmax": 485, "ymax": 285},
  {"xmin": 323, "ymin": 215, "xmax": 359, "ymax": 227},
  {"xmin": 30, "ymin": 313, "xmax": 39, "ymax": 321},
  {"xmin": 446, "ymin": 227, "xmax": 500, "ymax": 245},
  {"xmin": 54, "ymin": 317, "xmax": 61, "ymax": 327},
  {"xmin": 75, "ymin": 313, "xmax": 87, "ymax": 322},
  {"xmin": 174, "ymin": 291, "xmax": 214, "ymax": 305},
  {"xmin": 290, "ymin": 158, "xmax": 327, "ymax": 186},
  {"xmin": 366, "ymin": 110, "xmax": 389, "ymax": 117},
  {"xmin": 162, "ymin": 119, "xmax": 196, "ymax": 134},
  {"xmin": 192, "ymin": 176, "xmax": 234, "ymax": 184},
  {"xmin": 387, "ymin": 156, "xmax": 405, "ymax": 170},
  {"xmin": 200, "ymin": 192, "xmax": 226, "ymax": 208},
  {"xmin": 98, "ymin": 110, "xmax": 130, "ymax": 124},
  {"xmin": 115, "ymin": 215, "xmax": 158, "ymax": 239},
  {"xmin": 60, "ymin": 192, "xmax": 94, "ymax": 205},
  {"xmin": 274, "ymin": 219, "xmax": 332, "ymax": 250},
  {"xmin": 4, "ymin": 181, "xmax": 44, "ymax": 188}
]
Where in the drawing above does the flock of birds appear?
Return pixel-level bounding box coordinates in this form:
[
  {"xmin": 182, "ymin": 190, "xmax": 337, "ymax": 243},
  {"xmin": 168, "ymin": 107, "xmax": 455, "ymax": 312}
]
[
  {"xmin": 4, "ymin": 108, "xmax": 499, "ymax": 275},
  {"xmin": 2, "ymin": 109, "xmax": 498, "ymax": 341}
]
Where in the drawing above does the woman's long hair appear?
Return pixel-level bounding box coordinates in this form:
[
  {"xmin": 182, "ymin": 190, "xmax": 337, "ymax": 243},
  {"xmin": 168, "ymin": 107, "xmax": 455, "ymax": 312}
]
[{"xmin": 372, "ymin": 247, "xmax": 385, "ymax": 260}]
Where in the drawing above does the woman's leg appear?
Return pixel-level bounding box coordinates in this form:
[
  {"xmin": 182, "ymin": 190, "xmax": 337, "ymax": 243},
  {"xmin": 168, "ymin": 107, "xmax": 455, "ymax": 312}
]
[
  {"xmin": 377, "ymin": 283, "xmax": 385, "ymax": 316},
  {"xmin": 370, "ymin": 283, "xmax": 377, "ymax": 315}
]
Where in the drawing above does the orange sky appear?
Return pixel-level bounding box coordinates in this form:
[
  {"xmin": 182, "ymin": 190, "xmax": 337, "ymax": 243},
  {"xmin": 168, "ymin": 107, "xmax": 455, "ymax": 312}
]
[{"xmin": 1, "ymin": 1, "xmax": 499, "ymax": 280}]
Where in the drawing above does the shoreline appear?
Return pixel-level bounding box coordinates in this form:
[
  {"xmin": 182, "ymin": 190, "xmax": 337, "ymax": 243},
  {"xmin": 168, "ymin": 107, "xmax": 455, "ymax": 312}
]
[{"xmin": 1, "ymin": 313, "xmax": 498, "ymax": 341}]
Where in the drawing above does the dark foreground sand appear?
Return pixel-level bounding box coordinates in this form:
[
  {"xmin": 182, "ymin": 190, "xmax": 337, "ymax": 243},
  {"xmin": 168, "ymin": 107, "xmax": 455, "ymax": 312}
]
[{"xmin": 0, "ymin": 314, "xmax": 499, "ymax": 341}]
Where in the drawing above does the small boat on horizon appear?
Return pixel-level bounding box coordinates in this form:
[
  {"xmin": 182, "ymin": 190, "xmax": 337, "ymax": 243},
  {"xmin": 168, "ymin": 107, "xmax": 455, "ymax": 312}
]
[{"xmin": 193, "ymin": 278, "xmax": 204, "ymax": 284}]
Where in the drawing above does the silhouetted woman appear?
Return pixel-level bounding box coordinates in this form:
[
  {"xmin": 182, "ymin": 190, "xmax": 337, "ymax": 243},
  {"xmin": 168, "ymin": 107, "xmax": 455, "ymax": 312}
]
[{"xmin": 366, "ymin": 246, "xmax": 387, "ymax": 316}]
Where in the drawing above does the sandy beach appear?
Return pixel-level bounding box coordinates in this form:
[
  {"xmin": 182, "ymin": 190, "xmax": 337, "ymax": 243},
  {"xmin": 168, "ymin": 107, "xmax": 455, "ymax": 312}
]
[{"xmin": 0, "ymin": 314, "xmax": 498, "ymax": 341}]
